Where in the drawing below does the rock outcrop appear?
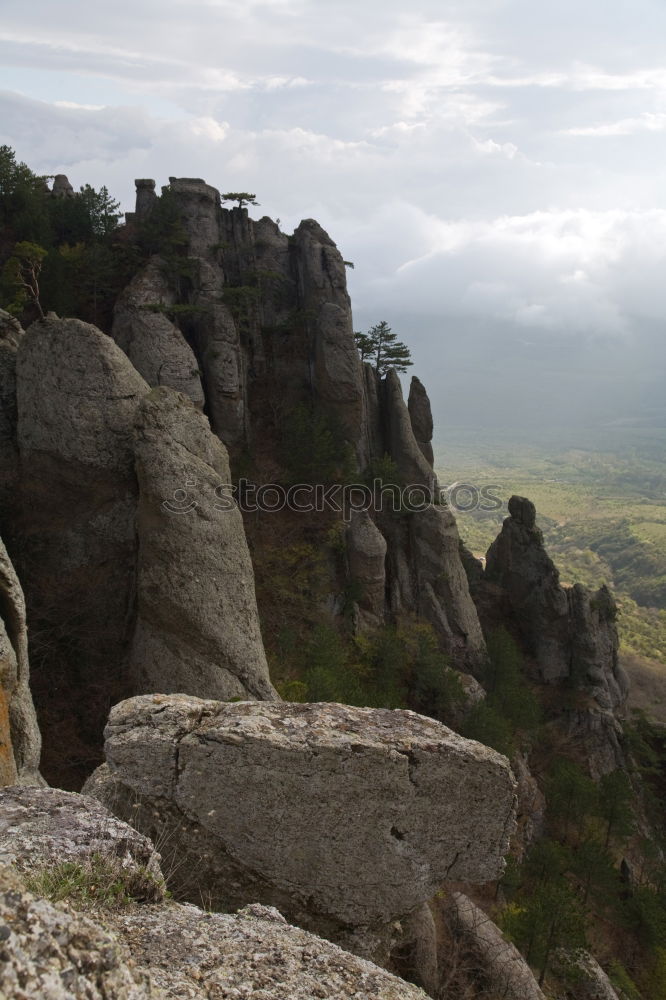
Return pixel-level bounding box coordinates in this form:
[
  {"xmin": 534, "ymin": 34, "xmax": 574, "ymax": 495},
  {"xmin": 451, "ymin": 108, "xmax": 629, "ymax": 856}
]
[
  {"xmin": 482, "ymin": 496, "xmax": 628, "ymax": 708},
  {"xmin": 553, "ymin": 949, "xmax": 622, "ymax": 1000},
  {"xmin": 129, "ymin": 388, "xmax": 277, "ymax": 701},
  {"xmin": 0, "ymin": 786, "xmax": 164, "ymax": 900},
  {"xmin": 346, "ymin": 509, "xmax": 388, "ymax": 627},
  {"xmin": 476, "ymin": 495, "xmax": 628, "ymax": 775},
  {"xmin": 87, "ymin": 695, "xmax": 516, "ymax": 963},
  {"xmin": 293, "ymin": 219, "xmax": 367, "ymax": 459},
  {"xmin": 12, "ymin": 315, "xmax": 148, "ymax": 786},
  {"xmin": 112, "ymin": 257, "xmax": 205, "ymax": 407},
  {"xmin": 0, "ymin": 537, "xmax": 41, "ymax": 786},
  {"xmin": 108, "ymin": 900, "xmax": 431, "ymax": 1000},
  {"xmin": 51, "ymin": 174, "xmax": 75, "ymax": 198},
  {"xmin": 410, "ymin": 504, "xmax": 487, "ymax": 667},
  {"xmin": 0, "ymin": 864, "xmax": 151, "ymax": 1000},
  {"xmin": 384, "ymin": 370, "xmax": 436, "ymax": 494},
  {"xmin": 441, "ymin": 892, "xmax": 546, "ymax": 1000},
  {"xmin": 0, "ymin": 788, "xmax": 430, "ymax": 999},
  {"xmin": 0, "ymin": 310, "xmax": 22, "ymax": 522},
  {"xmin": 408, "ymin": 376, "xmax": 434, "ymax": 467},
  {"xmin": 6, "ymin": 315, "xmax": 276, "ymax": 785}
]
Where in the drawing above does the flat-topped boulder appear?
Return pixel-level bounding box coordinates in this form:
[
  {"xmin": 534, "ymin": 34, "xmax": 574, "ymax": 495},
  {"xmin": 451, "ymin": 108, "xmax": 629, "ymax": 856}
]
[{"xmin": 88, "ymin": 695, "xmax": 516, "ymax": 960}]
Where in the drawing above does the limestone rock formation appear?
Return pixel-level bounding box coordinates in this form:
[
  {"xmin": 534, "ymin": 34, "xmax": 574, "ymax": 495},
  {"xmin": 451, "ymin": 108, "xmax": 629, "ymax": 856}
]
[
  {"xmin": 0, "ymin": 864, "xmax": 151, "ymax": 1000},
  {"xmin": 293, "ymin": 219, "xmax": 367, "ymax": 459},
  {"xmin": 408, "ymin": 376, "xmax": 434, "ymax": 466},
  {"xmin": 483, "ymin": 495, "xmax": 570, "ymax": 682},
  {"xmin": 51, "ymin": 174, "xmax": 75, "ymax": 198},
  {"xmin": 385, "ymin": 370, "xmax": 436, "ymax": 493},
  {"xmin": 0, "ymin": 310, "xmax": 22, "ymax": 520},
  {"xmin": 553, "ymin": 949, "xmax": 621, "ymax": 1000},
  {"xmin": 410, "ymin": 504, "xmax": 487, "ymax": 668},
  {"xmin": 346, "ymin": 509, "xmax": 387, "ymax": 627},
  {"xmin": 130, "ymin": 387, "xmax": 277, "ymax": 701},
  {"xmin": 0, "ymin": 537, "xmax": 41, "ymax": 786},
  {"xmin": 483, "ymin": 496, "xmax": 627, "ymax": 708},
  {"xmin": 134, "ymin": 178, "xmax": 157, "ymax": 220},
  {"xmin": 0, "ymin": 786, "xmax": 164, "ymax": 901},
  {"xmin": 107, "ymin": 900, "xmax": 431, "ymax": 1000},
  {"xmin": 12, "ymin": 315, "xmax": 148, "ymax": 786},
  {"xmin": 442, "ymin": 892, "xmax": 546, "ymax": 1000},
  {"xmin": 87, "ymin": 694, "xmax": 516, "ymax": 962},
  {"xmin": 112, "ymin": 257, "xmax": 205, "ymax": 408}
]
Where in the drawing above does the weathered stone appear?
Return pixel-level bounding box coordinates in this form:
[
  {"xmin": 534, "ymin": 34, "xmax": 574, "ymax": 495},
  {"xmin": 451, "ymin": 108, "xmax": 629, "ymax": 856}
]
[
  {"xmin": 442, "ymin": 892, "xmax": 546, "ymax": 1000},
  {"xmin": 511, "ymin": 753, "xmax": 545, "ymax": 857},
  {"xmin": 0, "ymin": 536, "xmax": 41, "ymax": 786},
  {"xmin": 17, "ymin": 316, "xmax": 148, "ymax": 472},
  {"xmin": 293, "ymin": 219, "xmax": 367, "ymax": 460},
  {"xmin": 88, "ymin": 694, "xmax": 516, "ymax": 959},
  {"xmin": 0, "ymin": 786, "xmax": 165, "ymax": 900},
  {"xmin": 14, "ymin": 316, "xmax": 148, "ymax": 787},
  {"xmin": 560, "ymin": 707, "xmax": 625, "ymax": 779},
  {"xmin": 384, "ymin": 370, "xmax": 436, "ymax": 493},
  {"xmin": 407, "ymin": 376, "xmax": 434, "ymax": 467},
  {"xmin": 569, "ymin": 583, "xmax": 628, "ymax": 711},
  {"xmin": 346, "ymin": 510, "xmax": 387, "ymax": 627},
  {"xmin": 134, "ymin": 178, "xmax": 157, "ymax": 220},
  {"xmin": 129, "ymin": 388, "xmax": 277, "ymax": 701},
  {"xmin": 112, "ymin": 256, "xmax": 205, "ymax": 408},
  {"xmin": 168, "ymin": 177, "xmax": 221, "ymax": 258},
  {"xmin": 410, "ymin": 504, "xmax": 487, "ymax": 669},
  {"xmin": 482, "ymin": 496, "xmax": 627, "ymax": 723},
  {"xmin": 0, "ymin": 864, "xmax": 151, "ymax": 999},
  {"xmin": 51, "ymin": 174, "xmax": 75, "ymax": 198},
  {"xmin": 0, "ymin": 312, "xmax": 21, "ymax": 523},
  {"xmin": 553, "ymin": 949, "xmax": 621, "ymax": 1000},
  {"xmin": 484, "ymin": 495, "xmax": 570, "ymax": 682},
  {"xmin": 106, "ymin": 899, "xmax": 430, "ymax": 1000}
]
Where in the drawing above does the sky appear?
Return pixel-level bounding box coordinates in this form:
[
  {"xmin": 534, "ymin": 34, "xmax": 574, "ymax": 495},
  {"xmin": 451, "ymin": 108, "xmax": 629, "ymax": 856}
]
[{"xmin": 2, "ymin": 0, "xmax": 666, "ymax": 448}]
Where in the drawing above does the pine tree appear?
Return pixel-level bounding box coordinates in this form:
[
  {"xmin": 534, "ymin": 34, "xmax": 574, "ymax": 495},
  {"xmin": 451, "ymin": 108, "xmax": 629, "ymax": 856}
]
[
  {"xmin": 354, "ymin": 320, "xmax": 413, "ymax": 376},
  {"xmin": 221, "ymin": 192, "xmax": 259, "ymax": 209}
]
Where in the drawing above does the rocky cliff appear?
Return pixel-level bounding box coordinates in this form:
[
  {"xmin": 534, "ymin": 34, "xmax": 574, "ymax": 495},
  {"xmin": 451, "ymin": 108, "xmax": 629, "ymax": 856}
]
[
  {"xmin": 111, "ymin": 177, "xmax": 485, "ymax": 674},
  {"xmin": 473, "ymin": 495, "xmax": 628, "ymax": 775}
]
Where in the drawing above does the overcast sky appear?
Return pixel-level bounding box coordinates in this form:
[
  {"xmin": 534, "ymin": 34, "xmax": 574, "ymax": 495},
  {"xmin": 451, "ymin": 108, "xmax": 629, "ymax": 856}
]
[{"xmin": 2, "ymin": 0, "xmax": 665, "ymax": 446}]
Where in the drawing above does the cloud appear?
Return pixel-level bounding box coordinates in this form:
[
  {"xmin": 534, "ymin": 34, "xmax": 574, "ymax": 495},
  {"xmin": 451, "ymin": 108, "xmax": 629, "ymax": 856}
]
[{"xmin": 2, "ymin": 0, "xmax": 666, "ymax": 436}]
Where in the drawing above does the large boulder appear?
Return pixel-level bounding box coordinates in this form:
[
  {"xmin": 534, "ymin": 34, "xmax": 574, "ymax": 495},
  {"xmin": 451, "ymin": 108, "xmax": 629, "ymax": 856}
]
[
  {"xmin": 0, "ymin": 786, "xmax": 164, "ymax": 901},
  {"xmin": 0, "ymin": 536, "xmax": 41, "ymax": 786},
  {"xmin": 0, "ymin": 864, "xmax": 151, "ymax": 999},
  {"xmin": 86, "ymin": 695, "xmax": 516, "ymax": 961},
  {"xmin": 129, "ymin": 387, "xmax": 277, "ymax": 701}
]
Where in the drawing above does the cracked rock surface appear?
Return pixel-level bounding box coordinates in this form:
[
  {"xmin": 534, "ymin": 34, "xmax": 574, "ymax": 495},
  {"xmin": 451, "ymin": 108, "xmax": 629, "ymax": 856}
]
[{"xmin": 87, "ymin": 695, "xmax": 516, "ymax": 953}]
